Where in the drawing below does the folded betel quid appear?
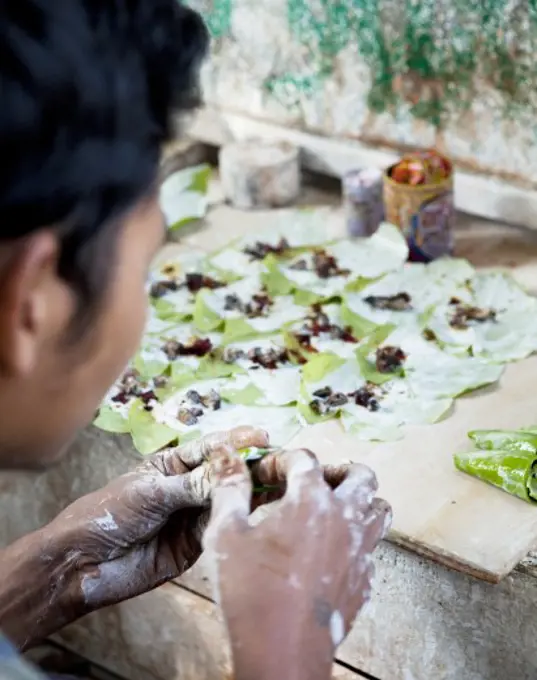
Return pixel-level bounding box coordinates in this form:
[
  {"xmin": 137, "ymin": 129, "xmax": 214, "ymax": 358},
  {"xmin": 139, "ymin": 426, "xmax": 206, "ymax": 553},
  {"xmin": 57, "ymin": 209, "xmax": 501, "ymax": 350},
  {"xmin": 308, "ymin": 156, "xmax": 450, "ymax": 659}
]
[{"xmin": 454, "ymin": 428, "xmax": 537, "ymax": 503}]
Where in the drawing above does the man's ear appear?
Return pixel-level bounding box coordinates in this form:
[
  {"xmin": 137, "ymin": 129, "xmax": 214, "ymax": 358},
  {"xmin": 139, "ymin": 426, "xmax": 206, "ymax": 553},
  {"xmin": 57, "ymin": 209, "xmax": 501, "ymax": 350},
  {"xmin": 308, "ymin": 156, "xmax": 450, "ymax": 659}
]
[{"xmin": 0, "ymin": 231, "xmax": 74, "ymax": 376}]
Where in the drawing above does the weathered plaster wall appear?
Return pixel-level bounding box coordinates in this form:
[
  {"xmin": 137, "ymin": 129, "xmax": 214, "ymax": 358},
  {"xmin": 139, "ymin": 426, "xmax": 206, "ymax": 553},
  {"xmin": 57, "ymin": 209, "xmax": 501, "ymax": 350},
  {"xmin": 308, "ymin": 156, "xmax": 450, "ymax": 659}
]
[{"xmin": 190, "ymin": 0, "xmax": 537, "ymax": 187}]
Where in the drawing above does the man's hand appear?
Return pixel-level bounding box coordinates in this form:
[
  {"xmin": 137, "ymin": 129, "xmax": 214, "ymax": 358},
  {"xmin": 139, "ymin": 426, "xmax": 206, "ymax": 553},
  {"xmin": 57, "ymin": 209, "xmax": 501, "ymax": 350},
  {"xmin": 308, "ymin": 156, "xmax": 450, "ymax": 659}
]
[
  {"xmin": 48, "ymin": 426, "xmax": 270, "ymax": 612},
  {"xmin": 203, "ymin": 449, "xmax": 391, "ymax": 680},
  {"xmin": 0, "ymin": 426, "xmax": 358, "ymax": 651}
]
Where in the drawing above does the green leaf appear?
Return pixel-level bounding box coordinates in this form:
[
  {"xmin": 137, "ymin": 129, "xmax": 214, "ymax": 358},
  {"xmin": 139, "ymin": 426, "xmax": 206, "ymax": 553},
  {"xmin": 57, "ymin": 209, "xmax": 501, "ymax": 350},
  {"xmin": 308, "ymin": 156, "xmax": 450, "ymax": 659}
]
[
  {"xmin": 205, "ymin": 264, "xmax": 242, "ymax": 284},
  {"xmin": 293, "ymin": 288, "xmax": 325, "ymax": 306},
  {"xmin": 301, "ymin": 352, "xmax": 345, "ymax": 383},
  {"xmin": 358, "ymin": 323, "xmax": 397, "ymax": 355},
  {"xmin": 468, "ymin": 429, "xmax": 537, "ymax": 453},
  {"xmin": 344, "ymin": 276, "xmax": 378, "ymax": 294},
  {"xmin": 167, "ymin": 192, "xmax": 208, "ymax": 231},
  {"xmin": 132, "ymin": 354, "xmax": 168, "ymax": 380},
  {"xmin": 169, "ymin": 362, "xmax": 197, "ymax": 388},
  {"xmin": 454, "ymin": 448, "xmax": 537, "ymax": 503},
  {"xmin": 222, "ymin": 317, "xmax": 259, "ymax": 344},
  {"xmin": 93, "ymin": 406, "xmax": 130, "ymax": 434},
  {"xmin": 193, "ymin": 293, "xmax": 223, "ymax": 332},
  {"xmin": 282, "ymin": 330, "xmax": 312, "ymax": 361},
  {"xmin": 261, "ymin": 255, "xmax": 295, "ymax": 296},
  {"xmin": 297, "ymin": 382, "xmax": 339, "ymax": 424},
  {"xmin": 128, "ymin": 400, "xmax": 178, "ymax": 455},
  {"xmin": 195, "ymin": 357, "xmax": 246, "ymax": 381},
  {"xmin": 151, "ymin": 298, "xmax": 191, "ymax": 323},
  {"xmin": 419, "ymin": 304, "xmax": 436, "ymax": 327},
  {"xmin": 188, "ymin": 164, "xmax": 212, "ymax": 193},
  {"xmin": 220, "ymin": 382, "xmax": 264, "ymax": 405},
  {"xmin": 340, "ymin": 302, "xmax": 379, "ymax": 339},
  {"xmin": 355, "ymin": 351, "xmax": 401, "ymax": 386}
]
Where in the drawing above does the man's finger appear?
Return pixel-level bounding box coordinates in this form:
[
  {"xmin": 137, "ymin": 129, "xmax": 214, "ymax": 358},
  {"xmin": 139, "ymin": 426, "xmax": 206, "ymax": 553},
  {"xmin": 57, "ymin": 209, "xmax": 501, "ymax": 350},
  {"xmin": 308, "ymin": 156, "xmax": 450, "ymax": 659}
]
[
  {"xmin": 253, "ymin": 448, "xmax": 340, "ymax": 487},
  {"xmin": 322, "ymin": 463, "xmax": 353, "ymax": 490},
  {"xmin": 203, "ymin": 448, "xmax": 252, "ymax": 552},
  {"xmin": 334, "ymin": 463, "xmax": 378, "ymax": 510},
  {"xmin": 361, "ymin": 498, "xmax": 392, "ymax": 546},
  {"xmin": 174, "ymin": 426, "xmax": 269, "ymax": 469},
  {"xmin": 281, "ymin": 449, "xmax": 326, "ymax": 502},
  {"xmin": 157, "ymin": 465, "xmax": 213, "ymax": 511}
]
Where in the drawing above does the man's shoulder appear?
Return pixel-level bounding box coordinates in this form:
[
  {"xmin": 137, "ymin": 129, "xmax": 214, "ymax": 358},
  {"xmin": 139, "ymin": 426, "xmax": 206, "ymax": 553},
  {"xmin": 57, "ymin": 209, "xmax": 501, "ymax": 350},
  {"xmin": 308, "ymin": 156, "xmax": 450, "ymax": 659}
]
[{"xmin": 0, "ymin": 633, "xmax": 45, "ymax": 679}]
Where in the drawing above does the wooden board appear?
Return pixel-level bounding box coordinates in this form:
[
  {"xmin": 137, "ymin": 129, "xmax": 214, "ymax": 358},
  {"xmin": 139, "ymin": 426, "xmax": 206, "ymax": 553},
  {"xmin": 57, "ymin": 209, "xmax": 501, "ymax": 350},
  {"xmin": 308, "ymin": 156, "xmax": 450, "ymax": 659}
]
[
  {"xmin": 158, "ymin": 188, "xmax": 537, "ymax": 582},
  {"xmin": 287, "ymin": 356, "xmax": 537, "ymax": 583}
]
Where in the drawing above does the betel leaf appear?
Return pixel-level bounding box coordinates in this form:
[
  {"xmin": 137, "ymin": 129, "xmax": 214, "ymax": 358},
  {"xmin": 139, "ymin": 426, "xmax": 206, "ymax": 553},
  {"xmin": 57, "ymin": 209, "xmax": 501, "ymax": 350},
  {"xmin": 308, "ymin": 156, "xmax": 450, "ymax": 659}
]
[
  {"xmin": 93, "ymin": 406, "xmax": 130, "ymax": 434},
  {"xmin": 355, "ymin": 352, "xmax": 401, "ymax": 386},
  {"xmin": 353, "ymin": 324, "xmax": 401, "ymax": 385},
  {"xmin": 151, "ymin": 298, "xmax": 191, "ymax": 323},
  {"xmin": 188, "ymin": 164, "xmax": 212, "ymax": 194},
  {"xmin": 222, "ymin": 317, "xmax": 260, "ymax": 345},
  {"xmin": 160, "ymin": 164, "xmax": 211, "ymax": 231},
  {"xmin": 297, "ymin": 381, "xmax": 339, "ymax": 424},
  {"xmin": 220, "ymin": 382, "xmax": 264, "ymax": 405},
  {"xmin": 292, "ymin": 289, "xmax": 341, "ymax": 306},
  {"xmin": 358, "ymin": 324, "xmax": 397, "ymax": 354},
  {"xmin": 128, "ymin": 400, "xmax": 178, "ymax": 455},
  {"xmin": 169, "ymin": 362, "xmax": 197, "ymax": 388},
  {"xmin": 132, "ymin": 354, "xmax": 168, "ymax": 380},
  {"xmin": 166, "ymin": 191, "xmax": 208, "ymax": 231},
  {"xmin": 344, "ymin": 276, "xmax": 379, "ymax": 294},
  {"xmin": 261, "ymin": 255, "xmax": 295, "ymax": 296},
  {"xmin": 193, "ymin": 292, "xmax": 224, "ymax": 332},
  {"xmin": 293, "ymin": 288, "xmax": 323, "ymax": 306},
  {"xmin": 195, "ymin": 357, "xmax": 246, "ymax": 381},
  {"xmin": 301, "ymin": 352, "xmax": 345, "ymax": 383},
  {"xmin": 282, "ymin": 330, "xmax": 312, "ymax": 362},
  {"xmin": 454, "ymin": 447, "xmax": 537, "ymax": 503},
  {"xmin": 340, "ymin": 302, "xmax": 379, "ymax": 339},
  {"xmin": 468, "ymin": 429, "xmax": 537, "ymax": 453}
]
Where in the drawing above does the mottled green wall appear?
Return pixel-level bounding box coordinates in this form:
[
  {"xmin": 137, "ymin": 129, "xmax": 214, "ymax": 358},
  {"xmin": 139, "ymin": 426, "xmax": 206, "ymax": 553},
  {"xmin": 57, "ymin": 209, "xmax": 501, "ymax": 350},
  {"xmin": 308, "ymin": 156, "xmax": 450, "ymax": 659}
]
[{"xmin": 192, "ymin": 0, "xmax": 537, "ymax": 129}]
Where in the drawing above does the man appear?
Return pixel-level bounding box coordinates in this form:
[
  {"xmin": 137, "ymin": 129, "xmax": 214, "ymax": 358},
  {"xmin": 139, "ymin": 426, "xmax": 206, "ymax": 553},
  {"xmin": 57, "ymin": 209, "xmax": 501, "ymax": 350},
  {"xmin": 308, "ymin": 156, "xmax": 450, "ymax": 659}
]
[{"xmin": 0, "ymin": 1, "xmax": 391, "ymax": 678}]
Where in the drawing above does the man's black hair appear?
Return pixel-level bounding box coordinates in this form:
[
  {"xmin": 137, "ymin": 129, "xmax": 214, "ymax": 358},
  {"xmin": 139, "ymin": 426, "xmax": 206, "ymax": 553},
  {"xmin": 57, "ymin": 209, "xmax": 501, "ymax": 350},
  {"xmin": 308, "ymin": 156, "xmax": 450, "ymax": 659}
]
[{"xmin": 0, "ymin": 0, "xmax": 208, "ymax": 328}]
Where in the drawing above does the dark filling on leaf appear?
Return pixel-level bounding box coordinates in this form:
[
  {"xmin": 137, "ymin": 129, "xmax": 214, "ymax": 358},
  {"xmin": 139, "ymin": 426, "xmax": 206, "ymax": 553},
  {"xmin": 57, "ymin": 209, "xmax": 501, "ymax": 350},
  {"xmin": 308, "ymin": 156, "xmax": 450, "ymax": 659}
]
[
  {"xmin": 185, "ymin": 273, "xmax": 225, "ymax": 293},
  {"xmin": 150, "ymin": 272, "xmax": 224, "ymax": 299},
  {"xmin": 309, "ymin": 386, "xmax": 349, "ymax": 416},
  {"xmin": 244, "ymin": 238, "xmax": 290, "ymax": 260},
  {"xmin": 295, "ymin": 304, "xmax": 358, "ymax": 348},
  {"xmin": 178, "ymin": 389, "xmax": 221, "ymax": 426},
  {"xmin": 247, "ymin": 347, "xmax": 291, "ymax": 369},
  {"xmin": 364, "ymin": 292, "xmax": 412, "ymax": 311},
  {"xmin": 150, "ymin": 280, "xmax": 179, "ymax": 298},
  {"xmin": 309, "ymin": 381, "xmax": 381, "ymax": 415},
  {"xmin": 162, "ymin": 337, "xmax": 213, "ymax": 360},
  {"xmin": 222, "ymin": 346, "xmax": 299, "ymax": 369},
  {"xmin": 111, "ymin": 369, "xmax": 162, "ymax": 411},
  {"xmin": 375, "ymin": 346, "xmax": 406, "ymax": 374},
  {"xmin": 245, "ymin": 293, "xmax": 273, "ymax": 318},
  {"xmin": 224, "ymin": 291, "xmax": 274, "ymax": 318},
  {"xmin": 422, "ymin": 328, "xmax": 437, "ymax": 342},
  {"xmin": 312, "ymin": 249, "xmax": 351, "ymax": 279},
  {"xmin": 449, "ymin": 302, "xmax": 497, "ymax": 330},
  {"xmin": 289, "ymin": 259, "xmax": 308, "ymax": 270},
  {"xmin": 350, "ymin": 383, "xmax": 380, "ymax": 411}
]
